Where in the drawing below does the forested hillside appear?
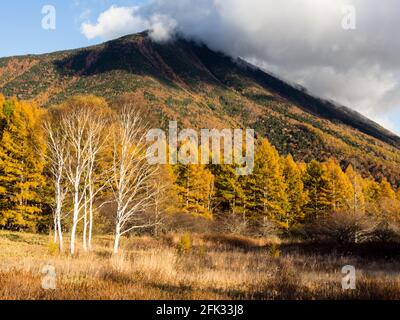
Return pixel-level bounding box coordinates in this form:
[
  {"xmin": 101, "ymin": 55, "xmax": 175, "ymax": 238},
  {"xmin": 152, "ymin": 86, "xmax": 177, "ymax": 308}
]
[{"xmin": 1, "ymin": 31, "xmax": 400, "ymax": 188}]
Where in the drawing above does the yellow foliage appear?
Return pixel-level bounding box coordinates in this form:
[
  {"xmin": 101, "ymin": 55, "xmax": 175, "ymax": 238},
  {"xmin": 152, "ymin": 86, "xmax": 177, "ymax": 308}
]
[
  {"xmin": 246, "ymin": 139, "xmax": 289, "ymax": 225},
  {"xmin": 0, "ymin": 97, "xmax": 47, "ymax": 231},
  {"xmin": 176, "ymin": 233, "xmax": 192, "ymax": 255},
  {"xmin": 378, "ymin": 178, "xmax": 396, "ymax": 200},
  {"xmin": 281, "ymin": 155, "xmax": 308, "ymax": 225},
  {"xmin": 343, "ymin": 164, "xmax": 365, "ymax": 214}
]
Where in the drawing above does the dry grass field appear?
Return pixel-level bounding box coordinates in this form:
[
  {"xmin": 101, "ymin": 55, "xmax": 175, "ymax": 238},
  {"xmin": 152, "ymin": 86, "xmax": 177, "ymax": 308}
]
[{"xmin": 0, "ymin": 231, "xmax": 399, "ymax": 300}]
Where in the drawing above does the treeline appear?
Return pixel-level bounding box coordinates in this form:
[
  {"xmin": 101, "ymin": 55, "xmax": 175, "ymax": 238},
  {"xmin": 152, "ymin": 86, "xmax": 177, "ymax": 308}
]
[
  {"xmin": 0, "ymin": 95, "xmax": 400, "ymax": 254},
  {"xmin": 177, "ymin": 137, "xmax": 400, "ymax": 229}
]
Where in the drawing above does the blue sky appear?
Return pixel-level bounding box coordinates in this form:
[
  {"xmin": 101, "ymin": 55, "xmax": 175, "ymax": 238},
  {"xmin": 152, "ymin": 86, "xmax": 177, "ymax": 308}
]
[
  {"xmin": 0, "ymin": 0, "xmax": 146, "ymax": 57},
  {"xmin": 390, "ymin": 114, "xmax": 400, "ymax": 133}
]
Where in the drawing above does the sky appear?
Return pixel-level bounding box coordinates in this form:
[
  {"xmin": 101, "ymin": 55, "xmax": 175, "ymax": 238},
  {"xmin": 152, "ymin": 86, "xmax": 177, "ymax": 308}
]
[
  {"xmin": 0, "ymin": 0, "xmax": 399, "ymax": 133},
  {"xmin": 0, "ymin": 0, "xmax": 145, "ymax": 57}
]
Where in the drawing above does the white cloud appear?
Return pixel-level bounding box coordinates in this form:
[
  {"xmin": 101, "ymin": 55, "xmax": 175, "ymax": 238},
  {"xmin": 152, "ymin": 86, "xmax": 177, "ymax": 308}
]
[
  {"xmin": 81, "ymin": 6, "xmax": 176, "ymax": 42},
  {"xmin": 148, "ymin": 14, "xmax": 177, "ymax": 42},
  {"xmin": 81, "ymin": 6, "xmax": 149, "ymax": 40},
  {"xmin": 81, "ymin": 0, "xmax": 400, "ymax": 131}
]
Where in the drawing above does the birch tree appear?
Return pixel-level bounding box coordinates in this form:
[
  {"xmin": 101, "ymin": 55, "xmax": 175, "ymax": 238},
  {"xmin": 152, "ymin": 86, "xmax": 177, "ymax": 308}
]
[
  {"xmin": 59, "ymin": 97, "xmax": 111, "ymax": 255},
  {"xmin": 61, "ymin": 106, "xmax": 92, "ymax": 255},
  {"xmin": 111, "ymin": 106, "xmax": 159, "ymax": 254},
  {"xmin": 44, "ymin": 121, "xmax": 68, "ymax": 251},
  {"xmin": 82, "ymin": 112, "xmax": 110, "ymax": 252}
]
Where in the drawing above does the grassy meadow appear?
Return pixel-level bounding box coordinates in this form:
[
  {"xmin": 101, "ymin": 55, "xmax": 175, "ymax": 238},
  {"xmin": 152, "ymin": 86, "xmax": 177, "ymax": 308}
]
[{"xmin": 0, "ymin": 230, "xmax": 399, "ymax": 300}]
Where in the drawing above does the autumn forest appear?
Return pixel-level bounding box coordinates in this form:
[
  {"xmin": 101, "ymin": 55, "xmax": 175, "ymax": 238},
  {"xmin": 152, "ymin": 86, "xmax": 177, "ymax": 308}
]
[{"xmin": 1, "ymin": 94, "xmax": 399, "ymax": 255}]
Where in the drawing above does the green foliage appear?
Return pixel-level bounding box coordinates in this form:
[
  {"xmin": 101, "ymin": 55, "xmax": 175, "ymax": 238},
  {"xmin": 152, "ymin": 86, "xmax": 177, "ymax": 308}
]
[
  {"xmin": 144, "ymin": 91, "xmax": 158, "ymax": 102},
  {"xmin": 3, "ymin": 100, "xmax": 14, "ymax": 118},
  {"xmin": 209, "ymin": 162, "xmax": 246, "ymax": 215}
]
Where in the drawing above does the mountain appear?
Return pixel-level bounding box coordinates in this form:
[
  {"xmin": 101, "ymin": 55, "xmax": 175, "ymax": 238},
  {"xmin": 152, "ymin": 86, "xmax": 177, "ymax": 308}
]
[{"xmin": 1, "ymin": 31, "xmax": 399, "ymax": 186}]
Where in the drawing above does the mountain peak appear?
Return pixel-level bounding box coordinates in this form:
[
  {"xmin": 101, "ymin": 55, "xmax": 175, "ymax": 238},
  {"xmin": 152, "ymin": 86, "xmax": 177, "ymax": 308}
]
[{"xmin": 1, "ymin": 31, "xmax": 399, "ymax": 185}]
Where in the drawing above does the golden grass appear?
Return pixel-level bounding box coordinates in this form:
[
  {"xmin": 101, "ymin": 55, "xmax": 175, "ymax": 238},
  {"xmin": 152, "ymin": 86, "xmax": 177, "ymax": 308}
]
[{"xmin": 0, "ymin": 231, "xmax": 399, "ymax": 300}]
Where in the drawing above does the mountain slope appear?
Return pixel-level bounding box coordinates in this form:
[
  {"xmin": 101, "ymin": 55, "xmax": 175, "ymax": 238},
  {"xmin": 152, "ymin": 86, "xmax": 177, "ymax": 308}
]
[{"xmin": 1, "ymin": 31, "xmax": 399, "ymax": 186}]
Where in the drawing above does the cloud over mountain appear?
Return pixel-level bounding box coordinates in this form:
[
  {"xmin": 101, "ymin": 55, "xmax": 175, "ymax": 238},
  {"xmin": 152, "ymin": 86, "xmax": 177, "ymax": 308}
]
[{"xmin": 80, "ymin": 0, "xmax": 400, "ymax": 131}]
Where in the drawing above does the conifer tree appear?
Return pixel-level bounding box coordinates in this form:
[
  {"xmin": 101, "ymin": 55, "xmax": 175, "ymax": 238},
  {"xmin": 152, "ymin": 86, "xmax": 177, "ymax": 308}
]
[
  {"xmin": 281, "ymin": 155, "xmax": 308, "ymax": 226},
  {"xmin": 0, "ymin": 98, "xmax": 46, "ymax": 231},
  {"xmin": 174, "ymin": 141, "xmax": 215, "ymax": 219},
  {"xmin": 151, "ymin": 163, "xmax": 180, "ymax": 236},
  {"xmin": 375, "ymin": 178, "xmax": 399, "ymax": 220},
  {"xmin": 303, "ymin": 160, "xmax": 330, "ymax": 219},
  {"xmin": 175, "ymin": 163, "xmax": 214, "ymax": 218},
  {"xmin": 323, "ymin": 159, "xmax": 353, "ymax": 212},
  {"xmin": 244, "ymin": 139, "xmax": 289, "ymax": 228},
  {"xmin": 378, "ymin": 178, "xmax": 396, "ymax": 200},
  {"xmin": 363, "ymin": 178, "xmax": 380, "ymax": 203},
  {"xmin": 344, "ymin": 165, "xmax": 365, "ymax": 214},
  {"xmin": 209, "ymin": 161, "xmax": 246, "ymax": 216},
  {"xmin": 362, "ymin": 177, "xmax": 381, "ymax": 214}
]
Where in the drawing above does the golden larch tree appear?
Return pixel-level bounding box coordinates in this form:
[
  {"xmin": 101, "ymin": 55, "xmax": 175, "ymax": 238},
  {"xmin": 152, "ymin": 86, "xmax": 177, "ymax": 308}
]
[
  {"xmin": 323, "ymin": 159, "xmax": 353, "ymax": 212},
  {"xmin": 345, "ymin": 165, "xmax": 366, "ymax": 214},
  {"xmin": 0, "ymin": 97, "xmax": 46, "ymax": 231},
  {"xmin": 244, "ymin": 139, "xmax": 289, "ymax": 228},
  {"xmin": 281, "ymin": 154, "xmax": 308, "ymax": 226}
]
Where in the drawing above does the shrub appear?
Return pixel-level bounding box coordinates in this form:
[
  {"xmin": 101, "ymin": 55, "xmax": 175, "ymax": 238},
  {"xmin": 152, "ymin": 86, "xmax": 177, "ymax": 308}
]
[
  {"xmin": 372, "ymin": 220, "xmax": 400, "ymax": 243},
  {"xmin": 305, "ymin": 211, "xmax": 377, "ymax": 244},
  {"xmin": 268, "ymin": 243, "xmax": 281, "ymax": 258},
  {"xmin": 47, "ymin": 241, "xmax": 59, "ymax": 256},
  {"xmin": 164, "ymin": 212, "xmax": 215, "ymax": 234},
  {"xmin": 176, "ymin": 233, "xmax": 192, "ymax": 255},
  {"xmin": 252, "ymin": 217, "xmax": 279, "ymax": 238},
  {"xmin": 204, "ymin": 234, "xmax": 265, "ymax": 249},
  {"xmin": 217, "ymin": 212, "xmax": 248, "ymax": 235}
]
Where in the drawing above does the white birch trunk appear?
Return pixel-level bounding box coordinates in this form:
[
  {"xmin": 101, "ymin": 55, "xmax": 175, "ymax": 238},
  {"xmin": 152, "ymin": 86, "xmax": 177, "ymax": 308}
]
[
  {"xmin": 88, "ymin": 189, "xmax": 94, "ymax": 252},
  {"xmin": 70, "ymin": 186, "xmax": 80, "ymax": 256},
  {"xmin": 113, "ymin": 223, "xmax": 121, "ymax": 254},
  {"xmin": 82, "ymin": 192, "xmax": 88, "ymax": 252}
]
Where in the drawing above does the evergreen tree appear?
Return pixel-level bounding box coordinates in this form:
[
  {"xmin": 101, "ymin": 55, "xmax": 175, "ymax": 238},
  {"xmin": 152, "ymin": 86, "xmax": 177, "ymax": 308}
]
[{"xmin": 209, "ymin": 162, "xmax": 246, "ymax": 215}]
